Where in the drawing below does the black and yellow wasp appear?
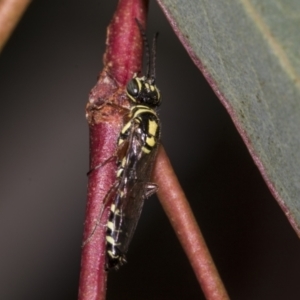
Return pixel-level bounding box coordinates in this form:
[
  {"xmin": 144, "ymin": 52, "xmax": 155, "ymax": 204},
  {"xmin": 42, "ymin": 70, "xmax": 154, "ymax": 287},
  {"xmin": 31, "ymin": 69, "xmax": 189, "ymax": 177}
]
[{"xmin": 105, "ymin": 22, "xmax": 162, "ymax": 270}]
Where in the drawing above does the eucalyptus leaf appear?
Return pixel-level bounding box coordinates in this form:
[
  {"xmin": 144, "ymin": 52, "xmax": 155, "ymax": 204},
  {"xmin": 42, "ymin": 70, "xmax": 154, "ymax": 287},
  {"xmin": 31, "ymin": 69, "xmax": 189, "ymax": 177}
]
[{"xmin": 157, "ymin": 0, "xmax": 300, "ymax": 235}]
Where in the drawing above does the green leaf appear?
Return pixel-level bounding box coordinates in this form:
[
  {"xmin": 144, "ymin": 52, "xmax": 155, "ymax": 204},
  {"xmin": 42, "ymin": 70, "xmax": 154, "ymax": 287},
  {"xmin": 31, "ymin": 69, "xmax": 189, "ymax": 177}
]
[{"xmin": 157, "ymin": 0, "xmax": 300, "ymax": 235}]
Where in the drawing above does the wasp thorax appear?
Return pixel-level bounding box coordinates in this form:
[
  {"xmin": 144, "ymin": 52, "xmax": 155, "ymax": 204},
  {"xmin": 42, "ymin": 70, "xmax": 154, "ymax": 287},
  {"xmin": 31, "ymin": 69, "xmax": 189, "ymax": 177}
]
[{"xmin": 126, "ymin": 76, "xmax": 161, "ymax": 107}]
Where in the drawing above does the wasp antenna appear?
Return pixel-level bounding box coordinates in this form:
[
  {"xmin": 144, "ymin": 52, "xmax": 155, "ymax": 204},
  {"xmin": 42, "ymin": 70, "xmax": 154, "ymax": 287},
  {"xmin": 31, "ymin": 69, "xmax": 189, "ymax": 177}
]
[
  {"xmin": 150, "ymin": 32, "xmax": 159, "ymax": 83},
  {"xmin": 135, "ymin": 18, "xmax": 151, "ymax": 79}
]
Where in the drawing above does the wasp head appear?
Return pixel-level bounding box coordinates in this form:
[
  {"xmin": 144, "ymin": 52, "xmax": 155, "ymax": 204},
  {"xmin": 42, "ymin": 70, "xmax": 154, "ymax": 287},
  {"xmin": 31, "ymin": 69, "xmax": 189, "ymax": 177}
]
[
  {"xmin": 126, "ymin": 20, "xmax": 161, "ymax": 108},
  {"xmin": 126, "ymin": 75, "xmax": 161, "ymax": 107}
]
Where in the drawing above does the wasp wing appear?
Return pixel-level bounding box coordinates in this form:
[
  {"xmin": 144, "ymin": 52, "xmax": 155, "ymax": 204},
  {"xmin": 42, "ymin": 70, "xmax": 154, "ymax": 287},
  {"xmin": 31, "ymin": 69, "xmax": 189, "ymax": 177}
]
[{"xmin": 116, "ymin": 112, "xmax": 161, "ymax": 256}]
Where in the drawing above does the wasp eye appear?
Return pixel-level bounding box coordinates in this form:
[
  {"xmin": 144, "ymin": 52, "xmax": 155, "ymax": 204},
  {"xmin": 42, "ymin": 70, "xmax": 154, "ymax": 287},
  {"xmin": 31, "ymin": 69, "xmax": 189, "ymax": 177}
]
[{"xmin": 126, "ymin": 79, "xmax": 139, "ymax": 97}]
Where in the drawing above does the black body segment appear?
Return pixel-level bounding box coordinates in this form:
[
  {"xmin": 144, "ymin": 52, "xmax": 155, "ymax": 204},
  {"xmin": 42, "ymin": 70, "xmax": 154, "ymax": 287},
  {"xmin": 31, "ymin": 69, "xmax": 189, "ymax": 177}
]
[{"xmin": 126, "ymin": 76, "xmax": 161, "ymax": 107}]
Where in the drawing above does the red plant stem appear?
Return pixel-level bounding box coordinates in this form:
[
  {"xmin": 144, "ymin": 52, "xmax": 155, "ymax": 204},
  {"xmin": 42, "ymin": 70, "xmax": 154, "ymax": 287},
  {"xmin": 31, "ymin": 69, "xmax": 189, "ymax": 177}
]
[
  {"xmin": 78, "ymin": 1, "xmax": 148, "ymax": 300},
  {"xmin": 154, "ymin": 146, "xmax": 230, "ymax": 300},
  {"xmin": 0, "ymin": 0, "xmax": 31, "ymax": 53}
]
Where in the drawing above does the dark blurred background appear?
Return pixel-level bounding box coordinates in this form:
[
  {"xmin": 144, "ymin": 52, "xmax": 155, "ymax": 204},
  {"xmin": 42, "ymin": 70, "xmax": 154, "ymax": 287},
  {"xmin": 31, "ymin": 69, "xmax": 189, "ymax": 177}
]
[{"xmin": 0, "ymin": 1, "xmax": 300, "ymax": 299}]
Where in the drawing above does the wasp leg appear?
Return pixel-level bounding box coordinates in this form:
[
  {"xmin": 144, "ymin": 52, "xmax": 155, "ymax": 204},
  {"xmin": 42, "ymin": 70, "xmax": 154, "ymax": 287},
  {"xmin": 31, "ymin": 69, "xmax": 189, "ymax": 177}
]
[
  {"xmin": 82, "ymin": 181, "xmax": 119, "ymax": 247},
  {"xmin": 143, "ymin": 182, "xmax": 158, "ymax": 199},
  {"xmin": 87, "ymin": 155, "xmax": 117, "ymax": 176}
]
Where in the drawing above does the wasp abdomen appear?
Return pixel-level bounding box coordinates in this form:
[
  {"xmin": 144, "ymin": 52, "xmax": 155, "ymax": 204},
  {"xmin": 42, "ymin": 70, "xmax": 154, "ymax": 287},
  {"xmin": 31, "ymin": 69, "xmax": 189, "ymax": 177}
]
[{"xmin": 105, "ymin": 202, "xmax": 127, "ymax": 270}]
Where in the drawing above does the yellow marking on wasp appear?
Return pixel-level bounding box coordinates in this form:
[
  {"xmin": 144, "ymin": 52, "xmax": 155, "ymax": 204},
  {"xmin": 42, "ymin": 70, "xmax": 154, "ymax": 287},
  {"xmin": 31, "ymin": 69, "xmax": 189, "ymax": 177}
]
[
  {"xmin": 146, "ymin": 136, "xmax": 156, "ymax": 147},
  {"xmin": 121, "ymin": 157, "xmax": 126, "ymax": 167},
  {"xmin": 118, "ymin": 138, "xmax": 124, "ymax": 146},
  {"xmin": 106, "ymin": 235, "xmax": 119, "ymax": 245},
  {"xmin": 121, "ymin": 121, "xmax": 132, "ymax": 135},
  {"xmin": 117, "ymin": 168, "xmax": 123, "ymax": 178},
  {"xmin": 107, "ymin": 222, "xmax": 122, "ymax": 233},
  {"xmin": 126, "ymin": 94, "xmax": 136, "ymax": 103},
  {"xmin": 150, "ymin": 85, "xmax": 155, "ymax": 92},
  {"xmin": 148, "ymin": 119, "xmax": 158, "ymax": 136},
  {"xmin": 136, "ymin": 78, "xmax": 142, "ymax": 92},
  {"xmin": 133, "ymin": 105, "xmax": 149, "ymax": 110},
  {"xmin": 110, "ymin": 204, "xmax": 116, "ymax": 212},
  {"xmin": 110, "ymin": 204, "xmax": 121, "ymax": 215},
  {"xmin": 142, "ymin": 147, "xmax": 151, "ymax": 154},
  {"xmin": 107, "ymin": 221, "xmax": 115, "ymax": 231},
  {"xmin": 107, "ymin": 250, "xmax": 119, "ymax": 258}
]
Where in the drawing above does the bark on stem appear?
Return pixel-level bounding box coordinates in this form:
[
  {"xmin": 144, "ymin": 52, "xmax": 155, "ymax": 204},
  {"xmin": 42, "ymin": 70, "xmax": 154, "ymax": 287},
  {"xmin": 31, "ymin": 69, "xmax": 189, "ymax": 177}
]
[{"xmin": 154, "ymin": 146, "xmax": 230, "ymax": 300}]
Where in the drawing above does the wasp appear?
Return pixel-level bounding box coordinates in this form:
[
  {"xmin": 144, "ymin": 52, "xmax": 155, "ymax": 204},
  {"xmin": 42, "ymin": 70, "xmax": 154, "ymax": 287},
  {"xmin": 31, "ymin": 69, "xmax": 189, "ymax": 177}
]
[{"xmin": 105, "ymin": 21, "xmax": 162, "ymax": 270}]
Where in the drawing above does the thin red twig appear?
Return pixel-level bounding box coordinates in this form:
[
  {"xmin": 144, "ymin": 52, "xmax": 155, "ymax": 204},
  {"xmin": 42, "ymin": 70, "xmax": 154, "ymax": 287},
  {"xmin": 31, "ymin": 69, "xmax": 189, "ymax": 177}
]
[
  {"xmin": 0, "ymin": 0, "xmax": 32, "ymax": 53},
  {"xmin": 154, "ymin": 146, "xmax": 230, "ymax": 300}
]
